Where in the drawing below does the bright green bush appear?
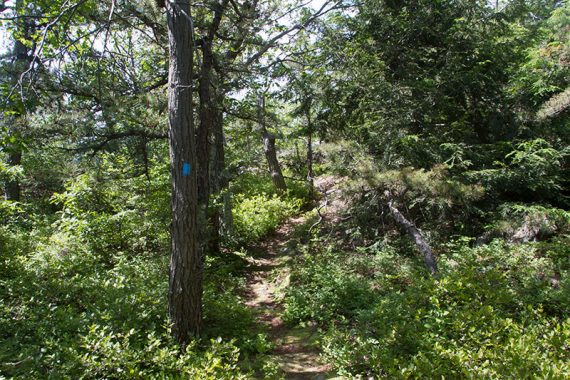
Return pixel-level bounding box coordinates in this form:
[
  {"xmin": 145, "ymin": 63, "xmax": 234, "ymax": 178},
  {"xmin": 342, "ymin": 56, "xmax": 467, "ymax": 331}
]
[
  {"xmin": 464, "ymin": 139, "xmax": 568, "ymax": 204},
  {"xmin": 233, "ymin": 193, "xmax": 302, "ymax": 244},
  {"xmin": 51, "ymin": 169, "xmax": 170, "ymax": 259},
  {"xmin": 226, "ymin": 173, "xmax": 309, "ymax": 245},
  {"xmin": 0, "ymin": 237, "xmax": 258, "ymax": 379},
  {"xmin": 481, "ymin": 203, "xmax": 570, "ymax": 244}
]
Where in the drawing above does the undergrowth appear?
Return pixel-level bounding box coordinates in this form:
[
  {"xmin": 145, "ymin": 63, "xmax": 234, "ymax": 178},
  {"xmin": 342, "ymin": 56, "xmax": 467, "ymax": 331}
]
[
  {"xmin": 284, "ymin": 234, "xmax": 570, "ymax": 378},
  {"xmin": 0, "ymin": 170, "xmax": 309, "ymax": 379}
]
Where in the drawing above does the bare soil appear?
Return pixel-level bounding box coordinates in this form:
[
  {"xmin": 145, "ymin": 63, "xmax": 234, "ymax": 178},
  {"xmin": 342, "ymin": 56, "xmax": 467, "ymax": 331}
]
[{"xmin": 244, "ymin": 177, "xmax": 346, "ymax": 379}]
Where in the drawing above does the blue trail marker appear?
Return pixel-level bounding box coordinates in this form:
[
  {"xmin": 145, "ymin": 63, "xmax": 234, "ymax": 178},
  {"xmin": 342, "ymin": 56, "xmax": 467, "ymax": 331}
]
[{"xmin": 182, "ymin": 162, "xmax": 191, "ymax": 176}]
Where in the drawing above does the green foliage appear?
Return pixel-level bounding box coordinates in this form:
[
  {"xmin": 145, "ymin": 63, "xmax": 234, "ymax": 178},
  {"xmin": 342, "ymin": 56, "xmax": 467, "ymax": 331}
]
[
  {"xmin": 0, "ymin": 222, "xmax": 267, "ymax": 378},
  {"xmin": 50, "ymin": 160, "xmax": 171, "ymax": 259},
  {"xmin": 80, "ymin": 330, "xmax": 245, "ymax": 379},
  {"xmin": 481, "ymin": 203, "xmax": 570, "ymax": 244},
  {"xmin": 233, "ymin": 193, "xmax": 302, "ymax": 244},
  {"xmin": 1, "ymin": 0, "xmax": 568, "ymax": 377},
  {"xmin": 465, "ymin": 139, "xmax": 568, "ymax": 204},
  {"xmin": 367, "ymin": 165, "xmax": 484, "ymax": 208},
  {"xmin": 1, "ymin": 167, "xmax": 284, "ymax": 378},
  {"xmin": 512, "ymin": 1, "xmax": 570, "ymax": 112},
  {"xmin": 284, "ymin": 247, "xmax": 375, "ymax": 324},
  {"xmin": 229, "ymin": 174, "xmax": 307, "ymax": 245},
  {"xmin": 285, "ymin": 239, "xmax": 570, "ymax": 378}
]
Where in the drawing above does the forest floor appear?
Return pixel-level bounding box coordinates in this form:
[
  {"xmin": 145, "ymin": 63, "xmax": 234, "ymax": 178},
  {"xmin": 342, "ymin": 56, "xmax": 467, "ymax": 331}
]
[{"xmin": 244, "ymin": 177, "xmax": 346, "ymax": 379}]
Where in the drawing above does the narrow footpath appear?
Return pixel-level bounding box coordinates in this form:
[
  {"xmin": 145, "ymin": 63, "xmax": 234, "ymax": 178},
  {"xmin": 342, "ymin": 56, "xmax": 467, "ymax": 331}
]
[{"xmin": 244, "ymin": 213, "xmax": 333, "ymax": 380}]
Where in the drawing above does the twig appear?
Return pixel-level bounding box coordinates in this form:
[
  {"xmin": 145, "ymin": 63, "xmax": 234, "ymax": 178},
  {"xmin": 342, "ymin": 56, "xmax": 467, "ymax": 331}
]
[{"xmin": 309, "ymin": 190, "xmax": 329, "ymax": 233}]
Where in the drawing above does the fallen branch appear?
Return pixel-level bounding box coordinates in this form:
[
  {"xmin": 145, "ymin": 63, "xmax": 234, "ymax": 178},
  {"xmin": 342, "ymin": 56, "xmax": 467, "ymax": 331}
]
[
  {"xmin": 309, "ymin": 190, "xmax": 329, "ymax": 233},
  {"xmin": 385, "ymin": 191, "xmax": 437, "ymax": 275}
]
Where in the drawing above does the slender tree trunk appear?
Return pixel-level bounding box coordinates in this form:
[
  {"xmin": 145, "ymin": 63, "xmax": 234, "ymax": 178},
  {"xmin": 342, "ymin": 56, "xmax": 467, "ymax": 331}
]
[
  {"xmin": 257, "ymin": 95, "xmax": 287, "ymax": 194},
  {"xmin": 209, "ymin": 105, "xmax": 231, "ymax": 252},
  {"xmin": 166, "ymin": 1, "xmax": 202, "ymax": 347},
  {"xmin": 306, "ymin": 111, "xmax": 314, "ymax": 194},
  {"xmin": 197, "ymin": 40, "xmax": 215, "ymax": 254},
  {"xmin": 3, "ymin": 0, "xmax": 29, "ymax": 202},
  {"xmin": 215, "ymin": 102, "xmax": 233, "ymax": 239},
  {"xmin": 385, "ymin": 192, "xmax": 437, "ymax": 275}
]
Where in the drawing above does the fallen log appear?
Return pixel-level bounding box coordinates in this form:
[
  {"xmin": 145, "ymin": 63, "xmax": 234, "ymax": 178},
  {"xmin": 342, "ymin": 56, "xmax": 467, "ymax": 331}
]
[{"xmin": 385, "ymin": 191, "xmax": 438, "ymax": 275}]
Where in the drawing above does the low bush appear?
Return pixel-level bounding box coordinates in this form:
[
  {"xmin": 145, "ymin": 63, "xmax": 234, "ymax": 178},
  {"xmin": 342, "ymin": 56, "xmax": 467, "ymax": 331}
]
[
  {"xmin": 225, "ymin": 173, "xmax": 309, "ymax": 246},
  {"xmin": 284, "ymin": 247, "xmax": 375, "ymax": 324},
  {"xmin": 0, "ymin": 220, "xmax": 266, "ymax": 379},
  {"xmin": 233, "ymin": 193, "xmax": 302, "ymax": 244},
  {"xmin": 284, "ymin": 239, "xmax": 570, "ymax": 378}
]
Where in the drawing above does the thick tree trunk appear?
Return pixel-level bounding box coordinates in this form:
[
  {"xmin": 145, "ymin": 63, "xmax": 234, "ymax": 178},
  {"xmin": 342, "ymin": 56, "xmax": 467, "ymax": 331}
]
[
  {"xmin": 166, "ymin": 1, "xmax": 202, "ymax": 347},
  {"xmin": 197, "ymin": 40, "xmax": 215, "ymax": 255},
  {"xmin": 385, "ymin": 192, "xmax": 437, "ymax": 275},
  {"xmin": 257, "ymin": 95, "xmax": 287, "ymax": 194}
]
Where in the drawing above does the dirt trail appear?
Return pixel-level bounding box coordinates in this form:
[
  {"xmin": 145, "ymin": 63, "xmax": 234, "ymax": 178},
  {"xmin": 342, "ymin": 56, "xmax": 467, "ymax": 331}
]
[{"xmin": 245, "ymin": 180, "xmax": 343, "ymax": 379}]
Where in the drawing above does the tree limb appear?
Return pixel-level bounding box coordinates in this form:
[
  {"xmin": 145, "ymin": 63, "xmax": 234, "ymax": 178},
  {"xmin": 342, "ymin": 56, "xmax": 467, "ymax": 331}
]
[{"xmin": 385, "ymin": 191, "xmax": 438, "ymax": 275}]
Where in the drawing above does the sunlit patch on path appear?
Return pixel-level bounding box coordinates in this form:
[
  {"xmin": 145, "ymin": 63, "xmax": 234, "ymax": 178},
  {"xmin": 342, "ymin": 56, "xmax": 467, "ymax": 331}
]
[{"xmin": 244, "ymin": 210, "xmax": 338, "ymax": 379}]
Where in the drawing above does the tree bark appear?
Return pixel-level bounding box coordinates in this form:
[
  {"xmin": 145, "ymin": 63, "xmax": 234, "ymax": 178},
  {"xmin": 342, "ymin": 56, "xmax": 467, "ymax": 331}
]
[
  {"xmin": 3, "ymin": 0, "xmax": 29, "ymax": 202},
  {"xmin": 209, "ymin": 105, "xmax": 231, "ymax": 252},
  {"xmin": 257, "ymin": 95, "xmax": 287, "ymax": 194},
  {"xmin": 166, "ymin": 0, "xmax": 202, "ymax": 347},
  {"xmin": 305, "ymin": 110, "xmax": 314, "ymax": 195},
  {"xmin": 197, "ymin": 40, "xmax": 215, "ymax": 253},
  {"xmin": 385, "ymin": 192, "xmax": 437, "ymax": 275}
]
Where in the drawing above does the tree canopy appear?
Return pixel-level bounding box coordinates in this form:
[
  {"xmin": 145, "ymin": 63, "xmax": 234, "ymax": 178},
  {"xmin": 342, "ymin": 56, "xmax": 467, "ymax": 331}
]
[{"xmin": 0, "ymin": 0, "xmax": 568, "ymax": 378}]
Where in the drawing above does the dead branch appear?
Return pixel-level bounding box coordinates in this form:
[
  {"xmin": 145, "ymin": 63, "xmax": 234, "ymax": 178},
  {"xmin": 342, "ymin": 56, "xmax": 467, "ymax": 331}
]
[{"xmin": 385, "ymin": 191, "xmax": 437, "ymax": 275}]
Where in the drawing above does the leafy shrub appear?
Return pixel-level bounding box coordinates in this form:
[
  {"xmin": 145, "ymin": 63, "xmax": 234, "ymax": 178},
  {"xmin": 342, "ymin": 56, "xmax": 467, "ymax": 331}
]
[
  {"xmin": 0, "ymin": 223, "xmax": 268, "ymax": 379},
  {"xmin": 285, "ymin": 239, "xmax": 570, "ymax": 378},
  {"xmin": 80, "ymin": 330, "xmax": 247, "ymax": 379},
  {"xmin": 284, "ymin": 247, "xmax": 375, "ymax": 324},
  {"xmin": 465, "ymin": 139, "xmax": 568, "ymax": 204},
  {"xmin": 479, "ymin": 203, "xmax": 570, "ymax": 244},
  {"xmin": 226, "ymin": 173, "xmax": 309, "ymax": 245},
  {"xmin": 51, "ymin": 170, "xmax": 170, "ymax": 259},
  {"xmin": 233, "ymin": 193, "xmax": 302, "ymax": 244}
]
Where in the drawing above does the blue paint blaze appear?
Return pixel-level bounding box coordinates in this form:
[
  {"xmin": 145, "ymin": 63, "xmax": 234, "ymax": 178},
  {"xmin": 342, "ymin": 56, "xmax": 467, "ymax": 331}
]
[{"xmin": 182, "ymin": 162, "xmax": 191, "ymax": 176}]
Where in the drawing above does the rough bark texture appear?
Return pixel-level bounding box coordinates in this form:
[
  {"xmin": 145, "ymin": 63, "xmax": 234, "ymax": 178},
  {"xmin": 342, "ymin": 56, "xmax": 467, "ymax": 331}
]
[
  {"xmin": 263, "ymin": 130, "xmax": 287, "ymax": 194},
  {"xmin": 258, "ymin": 95, "xmax": 287, "ymax": 194},
  {"xmin": 385, "ymin": 192, "xmax": 437, "ymax": 275},
  {"xmin": 197, "ymin": 0, "xmax": 229, "ymax": 253},
  {"xmin": 167, "ymin": 1, "xmax": 202, "ymax": 346}
]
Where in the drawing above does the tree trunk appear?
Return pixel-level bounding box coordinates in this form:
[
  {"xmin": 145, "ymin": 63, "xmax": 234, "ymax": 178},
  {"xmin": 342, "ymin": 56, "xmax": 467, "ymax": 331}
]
[
  {"xmin": 257, "ymin": 95, "xmax": 287, "ymax": 194},
  {"xmin": 197, "ymin": 40, "xmax": 215, "ymax": 253},
  {"xmin": 306, "ymin": 110, "xmax": 314, "ymax": 194},
  {"xmin": 3, "ymin": 0, "xmax": 29, "ymax": 202},
  {"xmin": 209, "ymin": 105, "xmax": 232, "ymax": 251},
  {"xmin": 385, "ymin": 192, "xmax": 437, "ymax": 275},
  {"xmin": 166, "ymin": 1, "xmax": 202, "ymax": 347}
]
